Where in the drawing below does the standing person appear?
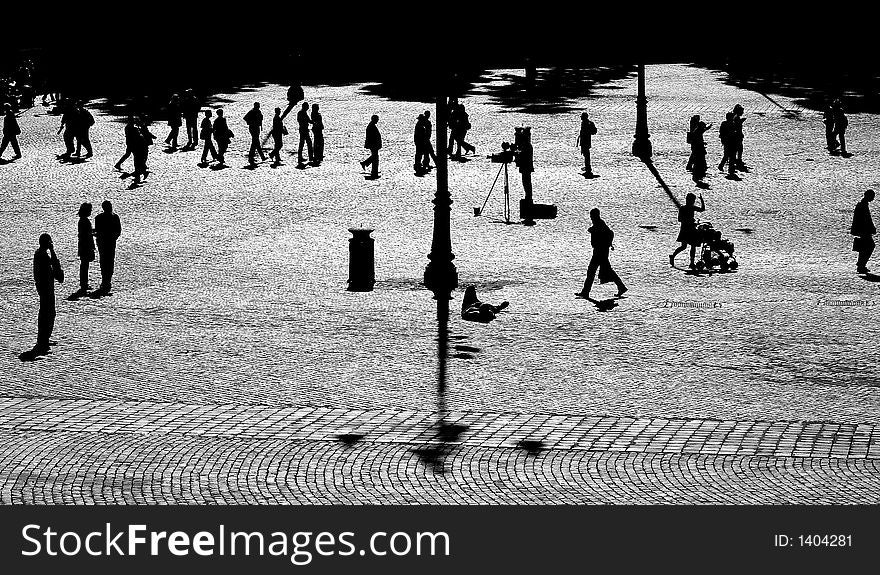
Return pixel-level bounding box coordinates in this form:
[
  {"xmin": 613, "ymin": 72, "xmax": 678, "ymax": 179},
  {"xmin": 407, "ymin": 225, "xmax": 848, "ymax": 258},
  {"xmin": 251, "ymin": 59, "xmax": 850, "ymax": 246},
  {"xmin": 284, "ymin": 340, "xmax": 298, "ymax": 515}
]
[
  {"xmin": 199, "ymin": 109, "xmax": 218, "ymax": 164},
  {"xmin": 576, "ymin": 112, "xmax": 597, "ymax": 176},
  {"xmin": 832, "ymin": 99, "xmax": 848, "ymax": 155},
  {"xmin": 514, "ymin": 126, "xmax": 535, "ymax": 224},
  {"xmin": 114, "ymin": 116, "xmax": 139, "ymax": 171},
  {"xmin": 421, "ymin": 110, "xmax": 437, "ymax": 170},
  {"xmin": 577, "ymin": 208, "xmax": 628, "ymax": 299},
  {"xmin": 296, "ymin": 102, "xmax": 313, "ymax": 164},
  {"xmin": 76, "ymin": 203, "xmax": 95, "ymax": 293},
  {"xmin": 244, "ymin": 102, "xmax": 266, "ymax": 164},
  {"xmin": 732, "ymin": 104, "xmax": 746, "ymax": 169},
  {"xmin": 132, "ymin": 119, "xmax": 155, "ymax": 186},
  {"xmin": 269, "ymin": 107, "xmax": 287, "ymax": 165},
  {"xmin": 446, "ymin": 97, "xmax": 459, "ymax": 156},
  {"xmin": 823, "ymin": 102, "xmax": 837, "ymax": 151},
  {"xmin": 852, "ymin": 189, "xmax": 876, "ymax": 274},
  {"xmin": 669, "ymin": 192, "xmax": 705, "ymax": 269},
  {"xmin": 74, "ymin": 101, "xmax": 94, "ymax": 158},
  {"xmin": 57, "ymin": 99, "xmax": 76, "ymax": 157},
  {"xmin": 32, "ymin": 233, "xmax": 64, "ymax": 355},
  {"xmin": 413, "ymin": 113, "xmax": 426, "ymax": 172},
  {"xmin": 311, "ymin": 103, "xmax": 324, "ymax": 164},
  {"xmin": 94, "ymin": 201, "xmax": 121, "ymax": 293},
  {"xmin": 687, "ymin": 115, "xmax": 711, "ymax": 184},
  {"xmin": 213, "ymin": 108, "xmax": 231, "ymax": 166},
  {"xmin": 165, "ymin": 93, "xmax": 182, "ymax": 149},
  {"xmin": 717, "ymin": 112, "xmax": 736, "ymax": 178},
  {"xmin": 181, "ymin": 90, "xmax": 200, "ymax": 150},
  {"xmin": 360, "ymin": 114, "xmax": 381, "ymax": 178},
  {"xmin": 0, "ymin": 102, "xmax": 22, "ymax": 160}
]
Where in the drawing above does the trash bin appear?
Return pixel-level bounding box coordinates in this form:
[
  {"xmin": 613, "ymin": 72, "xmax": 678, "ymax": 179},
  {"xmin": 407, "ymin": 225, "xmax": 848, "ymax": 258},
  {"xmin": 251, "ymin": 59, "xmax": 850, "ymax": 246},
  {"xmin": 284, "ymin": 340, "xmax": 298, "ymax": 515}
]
[{"xmin": 347, "ymin": 228, "xmax": 375, "ymax": 292}]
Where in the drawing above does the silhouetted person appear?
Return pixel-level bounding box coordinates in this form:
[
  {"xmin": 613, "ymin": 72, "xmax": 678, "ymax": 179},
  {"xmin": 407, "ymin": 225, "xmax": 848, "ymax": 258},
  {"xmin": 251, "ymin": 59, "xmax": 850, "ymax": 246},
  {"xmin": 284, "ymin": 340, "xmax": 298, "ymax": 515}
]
[
  {"xmin": 74, "ymin": 101, "xmax": 94, "ymax": 158},
  {"xmin": 852, "ymin": 189, "xmax": 875, "ymax": 274},
  {"xmin": 360, "ymin": 114, "xmax": 381, "ymax": 178},
  {"xmin": 200, "ymin": 110, "xmax": 218, "ymax": 164},
  {"xmin": 823, "ymin": 103, "xmax": 836, "ymax": 151},
  {"xmin": 181, "ymin": 90, "xmax": 200, "ymax": 149},
  {"xmin": 214, "ymin": 108, "xmax": 231, "ymax": 165},
  {"xmin": 717, "ymin": 112, "xmax": 736, "ymax": 177},
  {"xmin": 577, "ymin": 208, "xmax": 627, "ymax": 299},
  {"xmin": 114, "ymin": 116, "xmax": 139, "ymax": 171},
  {"xmin": 514, "ymin": 127, "xmax": 534, "ymax": 211},
  {"xmin": 832, "ymin": 99, "xmax": 848, "ymax": 155},
  {"xmin": 421, "ymin": 110, "xmax": 437, "ymax": 169},
  {"xmin": 446, "ymin": 97, "xmax": 459, "ymax": 155},
  {"xmin": 687, "ymin": 115, "xmax": 711, "ymax": 184},
  {"xmin": 296, "ymin": 102, "xmax": 313, "ymax": 164},
  {"xmin": 77, "ymin": 202, "xmax": 95, "ymax": 292},
  {"xmin": 33, "ymin": 233, "xmax": 64, "ymax": 355},
  {"xmin": 449, "ymin": 103, "xmax": 475, "ymax": 157},
  {"xmin": 269, "ymin": 107, "xmax": 287, "ymax": 165},
  {"xmin": 576, "ymin": 112, "xmax": 597, "ymax": 176},
  {"xmin": 58, "ymin": 100, "xmax": 76, "ymax": 157},
  {"xmin": 670, "ymin": 192, "xmax": 705, "ymax": 268},
  {"xmin": 0, "ymin": 103, "xmax": 22, "ymax": 160},
  {"xmin": 413, "ymin": 113, "xmax": 426, "ymax": 171},
  {"xmin": 94, "ymin": 200, "xmax": 121, "ymax": 292},
  {"xmin": 461, "ymin": 285, "xmax": 509, "ymax": 322},
  {"xmin": 732, "ymin": 104, "xmax": 746, "ymax": 168},
  {"xmin": 244, "ymin": 102, "xmax": 265, "ymax": 163},
  {"xmin": 165, "ymin": 94, "xmax": 182, "ymax": 148},
  {"xmin": 132, "ymin": 120, "xmax": 155, "ymax": 185},
  {"xmin": 311, "ymin": 103, "xmax": 324, "ymax": 164}
]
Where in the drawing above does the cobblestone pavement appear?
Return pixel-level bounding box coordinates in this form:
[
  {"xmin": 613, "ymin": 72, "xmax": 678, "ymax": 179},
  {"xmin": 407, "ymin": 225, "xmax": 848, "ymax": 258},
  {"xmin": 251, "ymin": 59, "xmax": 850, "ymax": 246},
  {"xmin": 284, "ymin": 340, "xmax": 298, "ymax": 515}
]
[{"xmin": 1, "ymin": 64, "xmax": 878, "ymax": 503}]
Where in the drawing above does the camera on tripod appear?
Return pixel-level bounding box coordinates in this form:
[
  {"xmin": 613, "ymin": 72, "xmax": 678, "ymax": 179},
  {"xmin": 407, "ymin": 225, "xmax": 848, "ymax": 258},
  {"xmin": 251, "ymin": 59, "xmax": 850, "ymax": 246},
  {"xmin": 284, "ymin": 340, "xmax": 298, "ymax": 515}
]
[{"xmin": 489, "ymin": 142, "xmax": 517, "ymax": 164}]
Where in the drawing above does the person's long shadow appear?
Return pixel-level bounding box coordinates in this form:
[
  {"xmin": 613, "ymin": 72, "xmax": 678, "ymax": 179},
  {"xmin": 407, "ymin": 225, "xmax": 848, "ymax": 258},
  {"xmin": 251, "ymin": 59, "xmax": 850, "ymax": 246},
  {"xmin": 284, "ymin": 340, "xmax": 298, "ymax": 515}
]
[{"xmin": 859, "ymin": 272, "xmax": 880, "ymax": 283}]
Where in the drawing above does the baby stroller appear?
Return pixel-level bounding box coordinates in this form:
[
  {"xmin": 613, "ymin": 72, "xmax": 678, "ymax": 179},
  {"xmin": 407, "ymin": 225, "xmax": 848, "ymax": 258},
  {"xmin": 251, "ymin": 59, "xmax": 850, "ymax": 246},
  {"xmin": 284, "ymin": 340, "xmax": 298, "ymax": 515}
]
[{"xmin": 693, "ymin": 221, "xmax": 738, "ymax": 272}]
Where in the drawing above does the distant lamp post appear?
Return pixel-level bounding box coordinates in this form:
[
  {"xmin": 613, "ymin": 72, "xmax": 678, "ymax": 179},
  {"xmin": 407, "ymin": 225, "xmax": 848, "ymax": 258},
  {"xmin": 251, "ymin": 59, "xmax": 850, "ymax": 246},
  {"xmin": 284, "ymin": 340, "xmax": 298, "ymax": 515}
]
[
  {"xmin": 423, "ymin": 92, "xmax": 458, "ymax": 299},
  {"xmin": 631, "ymin": 62, "xmax": 653, "ymax": 160}
]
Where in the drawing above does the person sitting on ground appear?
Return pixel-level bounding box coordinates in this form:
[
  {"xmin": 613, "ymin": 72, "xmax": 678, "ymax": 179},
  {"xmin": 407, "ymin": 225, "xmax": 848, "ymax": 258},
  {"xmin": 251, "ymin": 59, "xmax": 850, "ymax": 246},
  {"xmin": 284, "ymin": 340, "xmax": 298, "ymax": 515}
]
[{"xmin": 461, "ymin": 285, "xmax": 509, "ymax": 323}]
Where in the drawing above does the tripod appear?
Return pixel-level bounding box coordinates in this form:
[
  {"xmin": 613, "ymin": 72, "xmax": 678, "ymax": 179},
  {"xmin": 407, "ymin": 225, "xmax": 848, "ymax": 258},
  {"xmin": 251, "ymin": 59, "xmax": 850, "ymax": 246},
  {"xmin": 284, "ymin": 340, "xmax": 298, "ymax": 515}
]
[{"xmin": 476, "ymin": 160, "xmax": 511, "ymax": 223}]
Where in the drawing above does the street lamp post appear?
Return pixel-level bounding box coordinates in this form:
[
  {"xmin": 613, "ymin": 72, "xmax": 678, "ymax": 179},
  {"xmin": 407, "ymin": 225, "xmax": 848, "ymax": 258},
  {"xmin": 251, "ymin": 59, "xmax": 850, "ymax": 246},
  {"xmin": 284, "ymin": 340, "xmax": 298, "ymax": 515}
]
[
  {"xmin": 632, "ymin": 62, "xmax": 653, "ymax": 160},
  {"xmin": 423, "ymin": 92, "xmax": 458, "ymax": 299}
]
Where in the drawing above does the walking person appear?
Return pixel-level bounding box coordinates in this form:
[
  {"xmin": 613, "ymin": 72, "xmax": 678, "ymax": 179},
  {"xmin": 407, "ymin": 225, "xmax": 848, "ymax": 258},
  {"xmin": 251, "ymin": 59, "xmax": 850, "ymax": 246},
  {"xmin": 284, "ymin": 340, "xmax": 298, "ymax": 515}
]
[
  {"xmin": 732, "ymin": 104, "xmax": 746, "ymax": 169},
  {"xmin": 669, "ymin": 192, "xmax": 705, "ymax": 269},
  {"xmin": 360, "ymin": 114, "xmax": 381, "ymax": 178},
  {"xmin": 296, "ymin": 102, "xmax": 313, "ymax": 164},
  {"xmin": 165, "ymin": 93, "xmax": 182, "ymax": 149},
  {"xmin": 450, "ymin": 103, "xmax": 475, "ymax": 157},
  {"xmin": 421, "ymin": 110, "xmax": 437, "ymax": 170},
  {"xmin": 0, "ymin": 102, "xmax": 22, "ymax": 161},
  {"xmin": 269, "ymin": 107, "xmax": 287, "ymax": 165},
  {"xmin": 74, "ymin": 101, "xmax": 94, "ymax": 158},
  {"xmin": 852, "ymin": 189, "xmax": 876, "ymax": 274},
  {"xmin": 199, "ymin": 110, "xmax": 218, "ymax": 165},
  {"xmin": 311, "ymin": 103, "xmax": 324, "ymax": 164},
  {"xmin": 576, "ymin": 112, "xmax": 597, "ymax": 176},
  {"xmin": 57, "ymin": 99, "xmax": 76, "ymax": 158},
  {"xmin": 832, "ymin": 99, "xmax": 848, "ymax": 155},
  {"xmin": 76, "ymin": 202, "xmax": 96, "ymax": 294},
  {"xmin": 132, "ymin": 120, "xmax": 155, "ymax": 186},
  {"xmin": 687, "ymin": 115, "xmax": 711, "ymax": 185},
  {"xmin": 717, "ymin": 112, "xmax": 737, "ymax": 178},
  {"xmin": 114, "ymin": 116, "xmax": 139, "ymax": 171},
  {"xmin": 213, "ymin": 108, "xmax": 231, "ymax": 166},
  {"xmin": 823, "ymin": 102, "xmax": 836, "ymax": 151},
  {"xmin": 446, "ymin": 97, "xmax": 459, "ymax": 156},
  {"xmin": 576, "ymin": 208, "xmax": 628, "ymax": 299},
  {"xmin": 32, "ymin": 233, "xmax": 64, "ymax": 356},
  {"xmin": 181, "ymin": 90, "xmax": 200, "ymax": 150},
  {"xmin": 413, "ymin": 113, "xmax": 426, "ymax": 172},
  {"xmin": 244, "ymin": 102, "xmax": 266, "ymax": 164},
  {"xmin": 94, "ymin": 200, "xmax": 121, "ymax": 293}
]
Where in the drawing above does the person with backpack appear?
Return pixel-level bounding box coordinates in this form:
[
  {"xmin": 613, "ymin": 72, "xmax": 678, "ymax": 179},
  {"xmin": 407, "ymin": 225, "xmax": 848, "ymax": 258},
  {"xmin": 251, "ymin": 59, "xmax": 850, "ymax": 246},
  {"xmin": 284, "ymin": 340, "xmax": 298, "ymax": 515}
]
[
  {"xmin": 851, "ymin": 189, "xmax": 876, "ymax": 273},
  {"xmin": 577, "ymin": 208, "xmax": 628, "ymax": 299},
  {"xmin": 576, "ymin": 112, "xmax": 597, "ymax": 176}
]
